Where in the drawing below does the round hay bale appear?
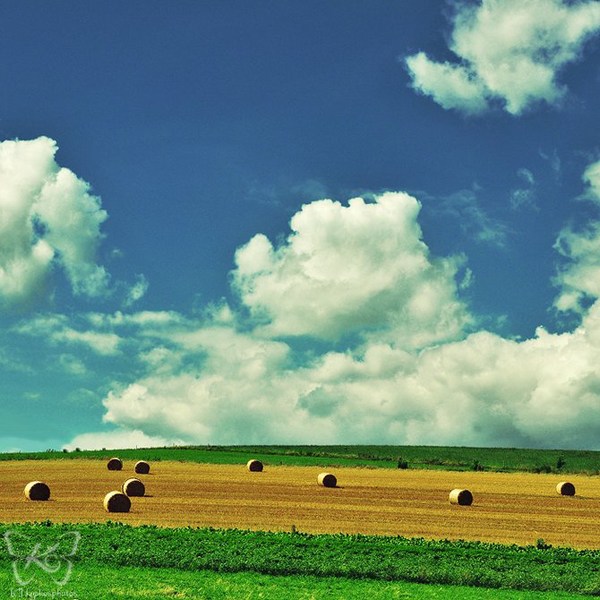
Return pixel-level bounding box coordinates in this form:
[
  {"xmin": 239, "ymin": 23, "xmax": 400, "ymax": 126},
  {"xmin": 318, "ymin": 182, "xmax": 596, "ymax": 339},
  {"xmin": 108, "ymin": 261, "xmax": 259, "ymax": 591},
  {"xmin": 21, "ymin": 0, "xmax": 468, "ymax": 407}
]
[
  {"xmin": 556, "ymin": 481, "xmax": 576, "ymax": 496},
  {"xmin": 449, "ymin": 488, "xmax": 473, "ymax": 506},
  {"xmin": 107, "ymin": 457, "xmax": 123, "ymax": 471},
  {"xmin": 103, "ymin": 491, "xmax": 131, "ymax": 513},
  {"xmin": 134, "ymin": 460, "xmax": 150, "ymax": 474},
  {"xmin": 317, "ymin": 472, "xmax": 337, "ymax": 488},
  {"xmin": 122, "ymin": 477, "xmax": 145, "ymax": 497},
  {"xmin": 246, "ymin": 459, "xmax": 264, "ymax": 472},
  {"xmin": 24, "ymin": 481, "xmax": 50, "ymax": 501}
]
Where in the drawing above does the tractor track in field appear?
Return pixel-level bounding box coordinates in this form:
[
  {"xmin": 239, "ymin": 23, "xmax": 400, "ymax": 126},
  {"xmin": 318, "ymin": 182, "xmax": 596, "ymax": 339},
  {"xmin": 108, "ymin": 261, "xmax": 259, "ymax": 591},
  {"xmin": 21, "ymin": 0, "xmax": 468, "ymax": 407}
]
[{"xmin": 1, "ymin": 459, "xmax": 599, "ymax": 549}]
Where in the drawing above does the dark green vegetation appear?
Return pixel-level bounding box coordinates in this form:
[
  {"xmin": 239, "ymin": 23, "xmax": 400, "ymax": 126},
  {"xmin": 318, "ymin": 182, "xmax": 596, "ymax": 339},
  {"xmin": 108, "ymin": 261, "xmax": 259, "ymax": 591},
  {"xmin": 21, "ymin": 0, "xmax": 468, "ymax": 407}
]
[
  {"xmin": 0, "ymin": 522, "xmax": 599, "ymax": 596},
  {"xmin": 2, "ymin": 444, "xmax": 600, "ymax": 474}
]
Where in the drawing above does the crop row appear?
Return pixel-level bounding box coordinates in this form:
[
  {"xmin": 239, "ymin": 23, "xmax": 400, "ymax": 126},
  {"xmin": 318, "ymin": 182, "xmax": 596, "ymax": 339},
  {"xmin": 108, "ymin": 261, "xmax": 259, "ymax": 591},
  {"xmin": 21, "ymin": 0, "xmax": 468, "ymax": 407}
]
[{"xmin": 1, "ymin": 522, "xmax": 599, "ymax": 595}]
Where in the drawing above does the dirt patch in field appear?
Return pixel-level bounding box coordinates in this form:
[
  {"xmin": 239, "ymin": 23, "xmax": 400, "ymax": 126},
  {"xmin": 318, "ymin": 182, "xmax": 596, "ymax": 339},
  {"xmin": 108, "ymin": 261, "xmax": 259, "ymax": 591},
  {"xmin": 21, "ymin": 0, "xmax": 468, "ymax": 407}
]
[{"xmin": 1, "ymin": 460, "xmax": 599, "ymax": 548}]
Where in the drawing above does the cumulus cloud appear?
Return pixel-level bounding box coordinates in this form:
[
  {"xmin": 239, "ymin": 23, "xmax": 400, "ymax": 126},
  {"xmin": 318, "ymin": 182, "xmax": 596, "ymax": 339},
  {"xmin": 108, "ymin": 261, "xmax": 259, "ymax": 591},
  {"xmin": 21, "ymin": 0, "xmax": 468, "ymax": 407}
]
[
  {"xmin": 0, "ymin": 137, "xmax": 109, "ymax": 308},
  {"xmin": 101, "ymin": 327, "xmax": 314, "ymax": 443},
  {"xmin": 232, "ymin": 192, "xmax": 471, "ymax": 348},
  {"xmin": 405, "ymin": 51, "xmax": 490, "ymax": 115},
  {"xmin": 92, "ymin": 305, "xmax": 600, "ymax": 449},
  {"xmin": 405, "ymin": 0, "xmax": 600, "ymax": 115}
]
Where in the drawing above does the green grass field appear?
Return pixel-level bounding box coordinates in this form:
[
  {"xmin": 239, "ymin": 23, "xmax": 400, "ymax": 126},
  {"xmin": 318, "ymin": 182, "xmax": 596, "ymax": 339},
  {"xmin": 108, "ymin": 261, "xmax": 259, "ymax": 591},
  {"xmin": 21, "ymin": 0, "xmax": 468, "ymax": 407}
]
[
  {"xmin": 3, "ymin": 444, "xmax": 600, "ymax": 474},
  {"xmin": 0, "ymin": 565, "xmax": 592, "ymax": 600}
]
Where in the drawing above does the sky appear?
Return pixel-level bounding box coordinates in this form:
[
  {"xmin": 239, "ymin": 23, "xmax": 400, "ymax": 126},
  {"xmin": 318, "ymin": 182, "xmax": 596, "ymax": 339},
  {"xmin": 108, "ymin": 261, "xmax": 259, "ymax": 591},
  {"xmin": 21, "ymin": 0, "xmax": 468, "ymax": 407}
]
[{"xmin": 2, "ymin": 0, "xmax": 600, "ymax": 452}]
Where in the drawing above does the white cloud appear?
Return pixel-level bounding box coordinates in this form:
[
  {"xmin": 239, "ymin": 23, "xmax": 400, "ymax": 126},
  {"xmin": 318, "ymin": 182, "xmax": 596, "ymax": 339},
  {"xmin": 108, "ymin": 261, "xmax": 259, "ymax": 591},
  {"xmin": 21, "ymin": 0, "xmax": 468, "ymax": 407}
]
[
  {"xmin": 94, "ymin": 308, "xmax": 600, "ymax": 449},
  {"xmin": 406, "ymin": 0, "xmax": 600, "ymax": 115},
  {"xmin": 55, "ymin": 329, "xmax": 121, "ymax": 356},
  {"xmin": 232, "ymin": 192, "xmax": 471, "ymax": 348},
  {"xmin": 583, "ymin": 159, "xmax": 600, "ymax": 200},
  {"xmin": 0, "ymin": 137, "xmax": 109, "ymax": 308},
  {"xmin": 554, "ymin": 158, "xmax": 600, "ymax": 313},
  {"xmin": 101, "ymin": 328, "xmax": 315, "ymax": 444},
  {"xmin": 123, "ymin": 274, "xmax": 149, "ymax": 307},
  {"xmin": 86, "ymin": 309, "xmax": 185, "ymax": 330},
  {"xmin": 64, "ymin": 428, "xmax": 179, "ymax": 451},
  {"xmin": 305, "ymin": 319, "xmax": 600, "ymax": 448},
  {"xmin": 34, "ymin": 165, "xmax": 108, "ymax": 296},
  {"xmin": 15, "ymin": 314, "xmax": 122, "ymax": 356},
  {"xmin": 405, "ymin": 51, "xmax": 489, "ymax": 115}
]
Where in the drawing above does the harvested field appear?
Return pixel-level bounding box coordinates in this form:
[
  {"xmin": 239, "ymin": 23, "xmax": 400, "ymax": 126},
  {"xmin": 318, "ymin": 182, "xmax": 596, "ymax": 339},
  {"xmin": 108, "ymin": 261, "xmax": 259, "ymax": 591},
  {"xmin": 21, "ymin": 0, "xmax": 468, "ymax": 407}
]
[{"xmin": 1, "ymin": 460, "xmax": 599, "ymax": 549}]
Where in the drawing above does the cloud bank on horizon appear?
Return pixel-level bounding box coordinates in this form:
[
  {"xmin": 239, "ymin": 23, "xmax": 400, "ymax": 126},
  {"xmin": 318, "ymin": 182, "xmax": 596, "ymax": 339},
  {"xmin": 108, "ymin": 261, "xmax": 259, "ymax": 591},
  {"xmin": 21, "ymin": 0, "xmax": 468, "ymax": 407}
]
[
  {"xmin": 3, "ymin": 0, "xmax": 600, "ymax": 452},
  {"xmin": 405, "ymin": 0, "xmax": 600, "ymax": 115}
]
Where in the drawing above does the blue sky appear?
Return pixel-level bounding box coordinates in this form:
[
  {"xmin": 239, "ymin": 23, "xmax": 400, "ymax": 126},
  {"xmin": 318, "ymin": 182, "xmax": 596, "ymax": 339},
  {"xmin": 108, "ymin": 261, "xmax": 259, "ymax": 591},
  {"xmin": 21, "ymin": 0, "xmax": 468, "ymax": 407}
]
[{"xmin": 2, "ymin": 0, "xmax": 600, "ymax": 451}]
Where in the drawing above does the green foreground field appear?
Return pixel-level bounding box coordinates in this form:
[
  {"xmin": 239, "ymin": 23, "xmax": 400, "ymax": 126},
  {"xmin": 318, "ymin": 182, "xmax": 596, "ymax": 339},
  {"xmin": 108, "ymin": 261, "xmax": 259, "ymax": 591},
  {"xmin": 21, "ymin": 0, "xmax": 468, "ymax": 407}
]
[
  {"xmin": 3, "ymin": 444, "xmax": 600, "ymax": 474},
  {"xmin": 0, "ymin": 523, "xmax": 599, "ymax": 597},
  {"xmin": 0, "ymin": 564, "xmax": 592, "ymax": 600}
]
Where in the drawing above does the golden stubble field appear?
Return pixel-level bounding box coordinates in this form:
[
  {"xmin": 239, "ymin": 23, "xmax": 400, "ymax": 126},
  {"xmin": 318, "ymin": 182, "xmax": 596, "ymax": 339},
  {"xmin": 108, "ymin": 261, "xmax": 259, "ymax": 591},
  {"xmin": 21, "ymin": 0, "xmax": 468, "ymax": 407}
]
[{"xmin": 1, "ymin": 459, "xmax": 599, "ymax": 549}]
